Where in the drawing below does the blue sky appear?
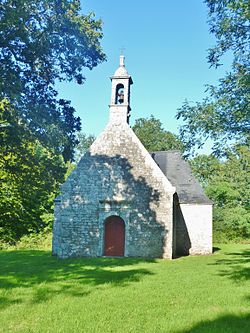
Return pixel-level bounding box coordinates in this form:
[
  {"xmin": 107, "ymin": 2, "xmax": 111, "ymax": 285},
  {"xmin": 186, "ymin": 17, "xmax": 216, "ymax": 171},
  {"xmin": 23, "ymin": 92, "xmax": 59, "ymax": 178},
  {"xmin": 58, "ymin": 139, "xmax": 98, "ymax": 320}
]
[{"xmin": 57, "ymin": 0, "xmax": 231, "ymax": 139}]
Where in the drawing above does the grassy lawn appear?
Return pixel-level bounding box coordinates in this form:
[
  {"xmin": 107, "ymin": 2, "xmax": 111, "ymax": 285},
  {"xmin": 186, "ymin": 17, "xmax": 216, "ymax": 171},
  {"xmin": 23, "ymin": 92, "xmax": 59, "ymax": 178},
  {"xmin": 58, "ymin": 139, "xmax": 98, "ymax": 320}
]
[{"xmin": 0, "ymin": 244, "xmax": 249, "ymax": 333}]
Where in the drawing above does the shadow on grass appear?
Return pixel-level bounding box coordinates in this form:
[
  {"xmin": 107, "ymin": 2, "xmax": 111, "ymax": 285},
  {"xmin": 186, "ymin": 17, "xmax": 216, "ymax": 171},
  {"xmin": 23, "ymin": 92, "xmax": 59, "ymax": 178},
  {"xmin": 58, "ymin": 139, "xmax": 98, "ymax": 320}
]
[
  {"xmin": 244, "ymin": 295, "xmax": 250, "ymax": 303},
  {"xmin": 212, "ymin": 247, "xmax": 221, "ymax": 253},
  {"xmin": 210, "ymin": 248, "xmax": 250, "ymax": 282},
  {"xmin": 177, "ymin": 313, "xmax": 250, "ymax": 333},
  {"xmin": 0, "ymin": 250, "xmax": 155, "ymax": 309}
]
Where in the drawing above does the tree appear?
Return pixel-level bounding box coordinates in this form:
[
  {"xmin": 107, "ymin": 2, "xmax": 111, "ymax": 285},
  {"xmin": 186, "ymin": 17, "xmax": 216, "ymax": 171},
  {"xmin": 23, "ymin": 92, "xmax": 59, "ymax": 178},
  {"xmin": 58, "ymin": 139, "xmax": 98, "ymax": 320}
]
[
  {"xmin": 0, "ymin": 100, "xmax": 66, "ymax": 243},
  {"xmin": 0, "ymin": 1, "xmax": 105, "ymax": 243},
  {"xmin": 63, "ymin": 132, "xmax": 96, "ymax": 179},
  {"xmin": 0, "ymin": 0, "xmax": 105, "ymax": 161},
  {"xmin": 177, "ymin": 0, "xmax": 249, "ymax": 156},
  {"xmin": 190, "ymin": 145, "xmax": 250, "ymax": 240},
  {"xmin": 75, "ymin": 132, "xmax": 95, "ymax": 162},
  {"xmin": 189, "ymin": 154, "xmax": 220, "ymax": 187},
  {"xmin": 132, "ymin": 115, "xmax": 184, "ymax": 152}
]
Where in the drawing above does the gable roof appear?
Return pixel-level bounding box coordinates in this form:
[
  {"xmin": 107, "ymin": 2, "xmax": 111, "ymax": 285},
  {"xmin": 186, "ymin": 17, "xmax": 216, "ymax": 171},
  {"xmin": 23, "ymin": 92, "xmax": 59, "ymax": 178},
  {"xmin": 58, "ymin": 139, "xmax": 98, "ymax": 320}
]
[{"xmin": 150, "ymin": 151, "xmax": 212, "ymax": 205}]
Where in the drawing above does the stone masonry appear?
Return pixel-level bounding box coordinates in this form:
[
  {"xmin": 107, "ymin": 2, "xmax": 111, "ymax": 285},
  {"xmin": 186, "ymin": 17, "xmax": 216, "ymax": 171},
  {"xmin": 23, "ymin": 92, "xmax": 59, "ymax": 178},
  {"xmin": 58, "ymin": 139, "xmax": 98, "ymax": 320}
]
[
  {"xmin": 52, "ymin": 120, "xmax": 176, "ymax": 258},
  {"xmin": 52, "ymin": 55, "xmax": 212, "ymax": 259}
]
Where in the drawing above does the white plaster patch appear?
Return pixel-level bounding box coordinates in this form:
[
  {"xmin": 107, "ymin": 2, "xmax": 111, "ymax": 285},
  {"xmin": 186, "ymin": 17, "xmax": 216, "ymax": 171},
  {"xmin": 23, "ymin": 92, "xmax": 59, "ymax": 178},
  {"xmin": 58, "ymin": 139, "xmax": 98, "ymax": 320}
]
[{"xmin": 180, "ymin": 204, "xmax": 213, "ymax": 255}]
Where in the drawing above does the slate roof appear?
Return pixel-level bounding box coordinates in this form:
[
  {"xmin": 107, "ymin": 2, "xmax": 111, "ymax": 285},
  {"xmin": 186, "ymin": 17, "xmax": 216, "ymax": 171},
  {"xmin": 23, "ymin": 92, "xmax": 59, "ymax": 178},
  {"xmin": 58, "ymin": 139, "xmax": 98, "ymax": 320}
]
[{"xmin": 150, "ymin": 150, "xmax": 212, "ymax": 205}]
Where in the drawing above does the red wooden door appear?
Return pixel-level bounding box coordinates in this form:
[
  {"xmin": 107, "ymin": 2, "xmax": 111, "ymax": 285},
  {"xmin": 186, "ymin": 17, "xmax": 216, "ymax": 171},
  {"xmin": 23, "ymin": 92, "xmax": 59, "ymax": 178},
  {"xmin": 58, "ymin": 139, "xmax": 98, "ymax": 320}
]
[{"xmin": 104, "ymin": 216, "xmax": 125, "ymax": 256}]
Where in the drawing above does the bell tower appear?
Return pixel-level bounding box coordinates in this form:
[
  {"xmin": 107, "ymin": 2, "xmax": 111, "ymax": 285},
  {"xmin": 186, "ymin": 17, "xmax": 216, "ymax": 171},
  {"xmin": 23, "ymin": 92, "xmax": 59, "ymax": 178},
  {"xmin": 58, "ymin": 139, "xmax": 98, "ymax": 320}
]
[{"xmin": 109, "ymin": 55, "xmax": 133, "ymax": 125}]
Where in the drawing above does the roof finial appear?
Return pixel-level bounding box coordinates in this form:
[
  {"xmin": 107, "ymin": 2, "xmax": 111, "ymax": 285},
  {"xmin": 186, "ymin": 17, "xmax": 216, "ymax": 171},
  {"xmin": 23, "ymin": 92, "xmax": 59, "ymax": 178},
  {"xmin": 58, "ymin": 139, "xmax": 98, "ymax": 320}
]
[
  {"xmin": 119, "ymin": 47, "xmax": 126, "ymax": 67},
  {"xmin": 120, "ymin": 47, "xmax": 125, "ymax": 55}
]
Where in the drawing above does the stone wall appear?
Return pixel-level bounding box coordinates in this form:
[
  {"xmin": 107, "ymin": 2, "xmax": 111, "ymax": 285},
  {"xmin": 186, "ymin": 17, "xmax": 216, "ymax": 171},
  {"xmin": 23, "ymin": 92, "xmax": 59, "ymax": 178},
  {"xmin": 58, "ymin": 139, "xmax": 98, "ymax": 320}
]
[{"xmin": 53, "ymin": 122, "xmax": 175, "ymax": 259}]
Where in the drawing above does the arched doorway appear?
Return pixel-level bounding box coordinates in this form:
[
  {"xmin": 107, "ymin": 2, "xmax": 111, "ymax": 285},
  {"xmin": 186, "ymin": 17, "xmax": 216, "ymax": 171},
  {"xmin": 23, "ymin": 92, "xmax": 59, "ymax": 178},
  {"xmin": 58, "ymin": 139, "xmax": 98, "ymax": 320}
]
[{"xmin": 104, "ymin": 216, "xmax": 125, "ymax": 256}]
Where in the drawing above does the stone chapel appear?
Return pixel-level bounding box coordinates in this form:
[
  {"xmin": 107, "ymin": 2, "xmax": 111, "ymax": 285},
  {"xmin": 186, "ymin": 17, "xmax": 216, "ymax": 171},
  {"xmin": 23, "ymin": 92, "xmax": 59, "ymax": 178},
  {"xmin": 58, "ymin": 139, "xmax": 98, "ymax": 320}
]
[{"xmin": 52, "ymin": 56, "xmax": 213, "ymax": 259}]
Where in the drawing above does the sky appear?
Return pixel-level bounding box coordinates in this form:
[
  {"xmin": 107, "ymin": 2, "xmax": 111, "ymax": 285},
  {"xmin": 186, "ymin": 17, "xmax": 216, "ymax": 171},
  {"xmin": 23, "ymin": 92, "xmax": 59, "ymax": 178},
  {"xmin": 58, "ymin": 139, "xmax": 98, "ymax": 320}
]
[{"xmin": 57, "ymin": 0, "xmax": 231, "ymax": 140}]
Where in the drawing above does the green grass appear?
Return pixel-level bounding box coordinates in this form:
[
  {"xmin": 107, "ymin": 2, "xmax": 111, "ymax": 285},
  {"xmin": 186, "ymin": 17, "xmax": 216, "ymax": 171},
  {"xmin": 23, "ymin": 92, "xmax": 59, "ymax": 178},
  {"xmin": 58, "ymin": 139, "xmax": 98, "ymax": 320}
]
[{"xmin": 0, "ymin": 244, "xmax": 249, "ymax": 333}]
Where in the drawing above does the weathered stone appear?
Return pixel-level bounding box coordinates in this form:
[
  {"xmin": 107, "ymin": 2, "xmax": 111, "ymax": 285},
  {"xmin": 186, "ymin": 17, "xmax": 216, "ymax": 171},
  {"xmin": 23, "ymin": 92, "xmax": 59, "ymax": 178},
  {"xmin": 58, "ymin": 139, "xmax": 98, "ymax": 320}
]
[{"xmin": 52, "ymin": 55, "xmax": 212, "ymax": 259}]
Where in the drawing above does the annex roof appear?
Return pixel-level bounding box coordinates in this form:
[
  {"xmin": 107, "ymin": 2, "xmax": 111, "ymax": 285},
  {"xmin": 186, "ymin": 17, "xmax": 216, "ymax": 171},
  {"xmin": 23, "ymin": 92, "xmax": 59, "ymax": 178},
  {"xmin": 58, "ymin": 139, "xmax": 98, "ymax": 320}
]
[{"xmin": 150, "ymin": 150, "xmax": 213, "ymax": 205}]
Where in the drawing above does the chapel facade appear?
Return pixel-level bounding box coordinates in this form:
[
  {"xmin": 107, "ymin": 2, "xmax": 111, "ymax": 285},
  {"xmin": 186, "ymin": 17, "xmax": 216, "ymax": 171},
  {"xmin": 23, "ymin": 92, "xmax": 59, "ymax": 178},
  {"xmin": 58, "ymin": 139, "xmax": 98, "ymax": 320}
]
[{"xmin": 52, "ymin": 56, "xmax": 212, "ymax": 259}]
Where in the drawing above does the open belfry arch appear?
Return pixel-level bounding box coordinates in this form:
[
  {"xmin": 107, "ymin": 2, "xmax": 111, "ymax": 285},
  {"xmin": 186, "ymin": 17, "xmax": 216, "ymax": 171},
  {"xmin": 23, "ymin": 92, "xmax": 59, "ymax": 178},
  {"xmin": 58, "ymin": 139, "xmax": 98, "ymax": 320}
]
[
  {"xmin": 109, "ymin": 54, "xmax": 132, "ymax": 124},
  {"xmin": 52, "ymin": 55, "xmax": 212, "ymax": 259}
]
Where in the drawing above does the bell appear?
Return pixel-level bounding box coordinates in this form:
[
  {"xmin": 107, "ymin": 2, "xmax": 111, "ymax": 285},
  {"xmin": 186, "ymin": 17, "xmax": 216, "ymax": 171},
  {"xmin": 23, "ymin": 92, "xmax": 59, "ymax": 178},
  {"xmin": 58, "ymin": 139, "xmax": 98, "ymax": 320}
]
[{"xmin": 118, "ymin": 91, "xmax": 124, "ymax": 104}]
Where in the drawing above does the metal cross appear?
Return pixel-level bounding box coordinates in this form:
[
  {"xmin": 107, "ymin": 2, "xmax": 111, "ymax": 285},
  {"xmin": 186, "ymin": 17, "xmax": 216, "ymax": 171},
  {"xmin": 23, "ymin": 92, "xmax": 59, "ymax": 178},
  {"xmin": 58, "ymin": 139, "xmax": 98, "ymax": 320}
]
[{"xmin": 119, "ymin": 47, "xmax": 126, "ymax": 56}]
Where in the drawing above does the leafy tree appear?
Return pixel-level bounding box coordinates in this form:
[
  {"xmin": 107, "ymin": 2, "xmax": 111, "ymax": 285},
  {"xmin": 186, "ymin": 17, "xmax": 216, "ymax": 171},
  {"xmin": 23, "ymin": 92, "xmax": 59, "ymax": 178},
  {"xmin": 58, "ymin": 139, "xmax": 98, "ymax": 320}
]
[
  {"xmin": 177, "ymin": 0, "xmax": 249, "ymax": 156},
  {"xmin": 190, "ymin": 145, "xmax": 250, "ymax": 240},
  {"xmin": 0, "ymin": 1, "xmax": 105, "ymax": 243},
  {"xmin": 179, "ymin": 0, "xmax": 250, "ymax": 240},
  {"xmin": 189, "ymin": 154, "xmax": 221, "ymax": 187},
  {"xmin": 0, "ymin": 0, "xmax": 105, "ymax": 161},
  {"xmin": 133, "ymin": 115, "xmax": 184, "ymax": 152},
  {"xmin": 0, "ymin": 101, "xmax": 66, "ymax": 243},
  {"xmin": 75, "ymin": 132, "xmax": 95, "ymax": 162},
  {"xmin": 63, "ymin": 132, "xmax": 95, "ymax": 179}
]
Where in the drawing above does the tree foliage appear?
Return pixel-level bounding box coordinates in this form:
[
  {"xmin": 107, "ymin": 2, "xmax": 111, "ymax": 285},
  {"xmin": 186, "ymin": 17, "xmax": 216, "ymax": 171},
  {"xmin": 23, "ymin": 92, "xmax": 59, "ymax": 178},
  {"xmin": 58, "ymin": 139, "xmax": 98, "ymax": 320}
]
[
  {"xmin": 0, "ymin": 0, "xmax": 105, "ymax": 161},
  {"xmin": 133, "ymin": 115, "xmax": 184, "ymax": 152},
  {"xmin": 177, "ymin": 0, "xmax": 249, "ymax": 156},
  {"xmin": 182, "ymin": 0, "xmax": 250, "ymax": 241},
  {"xmin": 0, "ymin": 1, "xmax": 105, "ymax": 243},
  {"xmin": 75, "ymin": 132, "xmax": 95, "ymax": 162},
  {"xmin": 0, "ymin": 100, "xmax": 66, "ymax": 243},
  {"xmin": 190, "ymin": 145, "xmax": 250, "ymax": 239}
]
